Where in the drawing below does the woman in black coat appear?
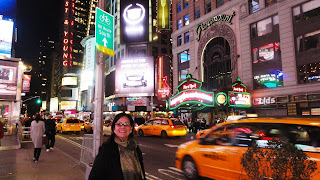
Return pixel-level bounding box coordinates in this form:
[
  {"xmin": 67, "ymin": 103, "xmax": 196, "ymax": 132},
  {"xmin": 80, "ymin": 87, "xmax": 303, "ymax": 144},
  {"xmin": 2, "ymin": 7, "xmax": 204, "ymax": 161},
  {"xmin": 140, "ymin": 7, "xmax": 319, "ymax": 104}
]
[{"xmin": 89, "ymin": 113, "xmax": 145, "ymax": 180}]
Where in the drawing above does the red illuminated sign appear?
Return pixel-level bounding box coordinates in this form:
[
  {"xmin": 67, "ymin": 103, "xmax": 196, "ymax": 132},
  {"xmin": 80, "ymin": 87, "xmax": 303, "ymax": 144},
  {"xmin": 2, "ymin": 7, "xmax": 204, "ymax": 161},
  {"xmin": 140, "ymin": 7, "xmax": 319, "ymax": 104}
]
[
  {"xmin": 169, "ymin": 90, "xmax": 214, "ymax": 109},
  {"xmin": 157, "ymin": 56, "xmax": 171, "ymax": 99},
  {"xmin": 62, "ymin": 0, "xmax": 75, "ymax": 67},
  {"xmin": 182, "ymin": 82, "xmax": 198, "ymax": 90}
]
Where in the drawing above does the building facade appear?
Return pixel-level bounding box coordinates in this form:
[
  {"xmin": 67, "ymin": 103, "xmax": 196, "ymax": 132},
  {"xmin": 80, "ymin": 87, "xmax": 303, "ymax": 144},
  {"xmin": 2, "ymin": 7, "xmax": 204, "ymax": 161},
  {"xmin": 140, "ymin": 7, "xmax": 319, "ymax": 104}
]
[{"xmin": 171, "ymin": 0, "xmax": 320, "ymax": 122}]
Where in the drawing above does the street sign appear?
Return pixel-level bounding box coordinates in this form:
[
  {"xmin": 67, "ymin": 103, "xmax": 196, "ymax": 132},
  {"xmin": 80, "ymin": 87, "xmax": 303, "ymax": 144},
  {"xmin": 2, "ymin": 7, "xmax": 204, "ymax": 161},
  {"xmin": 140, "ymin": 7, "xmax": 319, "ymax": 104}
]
[{"xmin": 95, "ymin": 7, "xmax": 114, "ymax": 56}]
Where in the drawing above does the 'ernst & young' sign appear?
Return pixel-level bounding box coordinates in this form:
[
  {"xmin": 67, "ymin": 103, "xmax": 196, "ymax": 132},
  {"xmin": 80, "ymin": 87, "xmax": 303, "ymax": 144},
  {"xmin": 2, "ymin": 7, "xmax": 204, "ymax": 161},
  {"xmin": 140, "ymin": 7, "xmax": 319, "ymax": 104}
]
[{"xmin": 196, "ymin": 11, "xmax": 235, "ymax": 41}]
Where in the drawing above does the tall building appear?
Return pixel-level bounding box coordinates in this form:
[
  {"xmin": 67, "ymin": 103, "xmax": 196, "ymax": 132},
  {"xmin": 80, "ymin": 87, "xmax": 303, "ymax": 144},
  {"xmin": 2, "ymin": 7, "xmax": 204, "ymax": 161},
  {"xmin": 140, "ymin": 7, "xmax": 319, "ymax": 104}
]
[{"xmin": 170, "ymin": 0, "xmax": 320, "ymax": 124}]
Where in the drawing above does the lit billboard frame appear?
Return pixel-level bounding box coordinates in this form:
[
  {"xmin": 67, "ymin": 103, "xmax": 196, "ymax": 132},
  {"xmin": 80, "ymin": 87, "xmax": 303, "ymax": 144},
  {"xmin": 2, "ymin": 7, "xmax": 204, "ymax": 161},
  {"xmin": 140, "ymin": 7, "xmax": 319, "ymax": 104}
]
[
  {"xmin": 0, "ymin": 19, "xmax": 14, "ymax": 58},
  {"xmin": 0, "ymin": 59, "xmax": 18, "ymax": 100},
  {"xmin": 60, "ymin": 100, "xmax": 77, "ymax": 110},
  {"xmin": 115, "ymin": 57, "xmax": 154, "ymax": 95},
  {"xmin": 157, "ymin": 0, "xmax": 170, "ymax": 30},
  {"xmin": 62, "ymin": 77, "xmax": 77, "ymax": 86},
  {"xmin": 120, "ymin": 0, "xmax": 149, "ymax": 44}
]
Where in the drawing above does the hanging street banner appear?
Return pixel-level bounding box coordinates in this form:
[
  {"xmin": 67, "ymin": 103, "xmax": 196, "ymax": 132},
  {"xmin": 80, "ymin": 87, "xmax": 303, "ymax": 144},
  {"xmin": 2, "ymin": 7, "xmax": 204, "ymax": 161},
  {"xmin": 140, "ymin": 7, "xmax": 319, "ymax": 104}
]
[{"xmin": 95, "ymin": 7, "xmax": 114, "ymax": 56}]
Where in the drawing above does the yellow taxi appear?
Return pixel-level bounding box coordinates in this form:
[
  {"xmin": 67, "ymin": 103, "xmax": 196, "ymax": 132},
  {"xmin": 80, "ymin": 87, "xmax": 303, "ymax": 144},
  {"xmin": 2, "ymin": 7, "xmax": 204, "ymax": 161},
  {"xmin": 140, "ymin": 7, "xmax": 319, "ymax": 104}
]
[
  {"xmin": 56, "ymin": 118, "xmax": 82, "ymax": 134},
  {"xmin": 137, "ymin": 118, "xmax": 187, "ymax": 138},
  {"xmin": 176, "ymin": 117, "xmax": 320, "ymax": 180},
  {"xmin": 84, "ymin": 120, "xmax": 94, "ymax": 133}
]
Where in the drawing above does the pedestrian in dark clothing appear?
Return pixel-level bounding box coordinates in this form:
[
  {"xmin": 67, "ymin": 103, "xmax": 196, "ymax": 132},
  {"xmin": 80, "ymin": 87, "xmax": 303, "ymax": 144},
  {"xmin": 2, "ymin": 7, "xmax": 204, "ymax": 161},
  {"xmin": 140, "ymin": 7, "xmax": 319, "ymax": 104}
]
[
  {"xmin": 30, "ymin": 114, "xmax": 45, "ymax": 162},
  {"xmin": 89, "ymin": 113, "xmax": 145, "ymax": 180},
  {"xmin": 194, "ymin": 119, "xmax": 200, "ymax": 133},
  {"xmin": 24, "ymin": 118, "xmax": 32, "ymax": 127},
  {"xmin": 201, "ymin": 118, "xmax": 207, "ymax": 130},
  {"xmin": 45, "ymin": 115, "xmax": 56, "ymax": 152}
]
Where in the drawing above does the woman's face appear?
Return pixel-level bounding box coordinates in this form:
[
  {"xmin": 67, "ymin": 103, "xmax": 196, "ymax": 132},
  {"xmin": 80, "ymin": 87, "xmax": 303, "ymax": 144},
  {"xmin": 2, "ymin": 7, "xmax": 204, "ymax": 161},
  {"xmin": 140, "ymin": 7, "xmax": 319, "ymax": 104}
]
[{"xmin": 114, "ymin": 116, "xmax": 132, "ymax": 141}]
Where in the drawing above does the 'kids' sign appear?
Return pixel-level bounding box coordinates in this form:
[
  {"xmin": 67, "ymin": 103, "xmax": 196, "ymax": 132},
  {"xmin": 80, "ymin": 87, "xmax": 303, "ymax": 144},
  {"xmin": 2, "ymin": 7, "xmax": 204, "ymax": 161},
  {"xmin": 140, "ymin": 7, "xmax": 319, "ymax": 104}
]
[{"xmin": 167, "ymin": 74, "xmax": 214, "ymax": 110}]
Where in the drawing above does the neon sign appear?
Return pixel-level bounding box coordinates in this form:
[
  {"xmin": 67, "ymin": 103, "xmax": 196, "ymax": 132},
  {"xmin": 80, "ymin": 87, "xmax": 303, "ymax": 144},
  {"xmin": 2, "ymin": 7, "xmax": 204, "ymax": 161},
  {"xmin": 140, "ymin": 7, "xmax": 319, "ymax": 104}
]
[
  {"xmin": 167, "ymin": 74, "xmax": 214, "ymax": 110},
  {"xmin": 216, "ymin": 92, "xmax": 227, "ymax": 106},
  {"xmin": 62, "ymin": 0, "xmax": 75, "ymax": 67},
  {"xmin": 123, "ymin": 3, "xmax": 145, "ymax": 36},
  {"xmin": 228, "ymin": 77, "xmax": 251, "ymax": 107},
  {"xmin": 157, "ymin": 56, "xmax": 171, "ymax": 99}
]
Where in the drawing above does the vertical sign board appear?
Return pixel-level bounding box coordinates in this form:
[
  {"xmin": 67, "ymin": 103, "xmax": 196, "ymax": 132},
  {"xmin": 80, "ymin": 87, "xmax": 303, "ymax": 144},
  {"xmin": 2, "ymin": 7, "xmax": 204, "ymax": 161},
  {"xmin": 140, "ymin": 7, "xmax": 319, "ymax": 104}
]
[
  {"xmin": 157, "ymin": 0, "xmax": 170, "ymax": 30},
  {"xmin": 95, "ymin": 7, "xmax": 114, "ymax": 56}
]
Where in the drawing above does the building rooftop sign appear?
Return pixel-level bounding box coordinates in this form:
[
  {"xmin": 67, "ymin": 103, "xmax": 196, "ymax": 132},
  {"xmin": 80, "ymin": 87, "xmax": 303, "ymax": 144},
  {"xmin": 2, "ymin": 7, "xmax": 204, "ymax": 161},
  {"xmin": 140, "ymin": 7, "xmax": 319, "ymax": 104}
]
[{"xmin": 167, "ymin": 74, "xmax": 214, "ymax": 110}]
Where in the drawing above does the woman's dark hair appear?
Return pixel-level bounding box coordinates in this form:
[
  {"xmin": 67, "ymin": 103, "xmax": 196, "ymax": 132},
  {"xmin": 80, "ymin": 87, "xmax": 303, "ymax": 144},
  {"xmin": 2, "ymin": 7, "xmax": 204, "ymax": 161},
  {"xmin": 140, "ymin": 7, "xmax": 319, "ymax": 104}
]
[
  {"xmin": 35, "ymin": 114, "xmax": 41, "ymax": 123},
  {"xmin": 111, "ymin": 113, "xmax": 134, "ymax": 138}
]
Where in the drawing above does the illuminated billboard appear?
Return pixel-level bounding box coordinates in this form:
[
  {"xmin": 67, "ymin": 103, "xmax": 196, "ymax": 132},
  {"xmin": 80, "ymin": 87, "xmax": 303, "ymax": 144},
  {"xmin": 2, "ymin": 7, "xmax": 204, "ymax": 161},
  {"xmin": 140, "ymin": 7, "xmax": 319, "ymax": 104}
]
[
  {"xmin": 0, "ymin": 0, "xmax": 16, "ymax": 18},
  {"xmin": 22, "ymin": 75, "xmax": 31, "ymax": 93},
  {"xmin": 120, "ymin": 0, "xmax": 149, "ymax": 44},
  {"xmin": 0, "ymin": 19, "xmax": 14, "ymax": 58},
  {"xmin": 60, "ymin": 100, "xmax": 77, "ymax": 110},
  {"xmin": 157, "ymin": 0, "xmax": 170, "ymax": 30},
  {"xmin": 115, "ymin": 57, "xmax": 154, "ymax": 95},
  {"xmin": 0, "ymin": 59, "xmax": 18, "ymax": 100},
  {"xmin": 62, "ymin": 77, "xmax": 77, "ymax": 86}
]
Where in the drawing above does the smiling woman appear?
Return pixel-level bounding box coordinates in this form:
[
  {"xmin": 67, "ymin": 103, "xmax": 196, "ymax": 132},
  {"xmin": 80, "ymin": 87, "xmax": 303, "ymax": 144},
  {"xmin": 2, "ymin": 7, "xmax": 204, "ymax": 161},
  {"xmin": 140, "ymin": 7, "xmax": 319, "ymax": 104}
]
[{"xmin": 89, "ymin": 113, "xmax": 146, "ymax": 180}]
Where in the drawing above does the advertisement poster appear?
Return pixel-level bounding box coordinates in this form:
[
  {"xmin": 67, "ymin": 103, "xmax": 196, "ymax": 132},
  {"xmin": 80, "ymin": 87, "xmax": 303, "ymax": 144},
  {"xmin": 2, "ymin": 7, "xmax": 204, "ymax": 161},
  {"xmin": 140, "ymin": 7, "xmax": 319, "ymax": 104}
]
[
  {"xmin": 0, "ymin": 0, "xmax": 16, "ymax": 18},
  {"xmin": 157, "ymin": 0, "xmax": 170, "ymax": 30},
  {"xmin": 60, "ymin": 101, "xmax": 77, "ymax": 110},
  {"xmin": 115, "ymin": 57, "xmax": 154, "ymax": 95},
  {"xmin": 62, "ymin": 77, "xmax": 77, "ymax": 86},
  {"xmin": 0, "ymin": 59, "xmax": 18, "ymax": 100},
  {"xmin": 120, "ymin": 0, "xmax": 149, "ymax": 44},
  {"xmin": 0, "ymin": 19, "xmax": 14, "ymax": 58},
  {"xmin": 22, "ymin": 74, "xmax": 31, "ymax": 93}
]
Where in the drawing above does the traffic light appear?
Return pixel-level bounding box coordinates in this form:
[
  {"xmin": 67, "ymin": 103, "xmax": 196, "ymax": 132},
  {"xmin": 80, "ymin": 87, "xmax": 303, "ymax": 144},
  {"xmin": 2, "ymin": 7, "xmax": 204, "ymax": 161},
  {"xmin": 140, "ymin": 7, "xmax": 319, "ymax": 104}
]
[{"xmin": 36, "ymin": 99, "xmax": 41, "ymax": 104}]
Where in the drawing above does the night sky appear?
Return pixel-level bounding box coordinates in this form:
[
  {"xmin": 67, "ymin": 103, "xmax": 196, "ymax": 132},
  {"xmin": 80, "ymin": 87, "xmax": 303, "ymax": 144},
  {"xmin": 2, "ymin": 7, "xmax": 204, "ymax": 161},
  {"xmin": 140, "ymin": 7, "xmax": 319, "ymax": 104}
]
[{"xmin": 14, "ymin": 0, "xmax": 64, "ymax": 65}]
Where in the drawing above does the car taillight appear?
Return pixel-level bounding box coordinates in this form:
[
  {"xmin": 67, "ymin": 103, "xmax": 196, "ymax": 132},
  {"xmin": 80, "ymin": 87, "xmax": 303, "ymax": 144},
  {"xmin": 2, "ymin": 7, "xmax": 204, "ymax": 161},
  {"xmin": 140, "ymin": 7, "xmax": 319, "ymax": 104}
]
[
  {"xmin": 170, "ymin": 125, "xmax": 175, "ymax": 129},
  {"xmin": 63, "ymin": 124, "xmax": 67, "ymax": 127},
  {"xmin": 259, "ymin": 132, "xmax": 265, "ymax": 137},
  {"xmin": 79, "ymin": 124, "xmax": 82, "ymax": 127}
]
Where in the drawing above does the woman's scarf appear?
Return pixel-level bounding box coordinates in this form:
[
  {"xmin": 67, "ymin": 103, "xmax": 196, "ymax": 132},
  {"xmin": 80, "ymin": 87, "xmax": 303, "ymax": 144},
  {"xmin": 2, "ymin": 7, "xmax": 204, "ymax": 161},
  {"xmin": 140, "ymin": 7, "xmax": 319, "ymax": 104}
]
[{"xmin": 115, "ymin": 136, "xmax": 144, "ymax": 180}]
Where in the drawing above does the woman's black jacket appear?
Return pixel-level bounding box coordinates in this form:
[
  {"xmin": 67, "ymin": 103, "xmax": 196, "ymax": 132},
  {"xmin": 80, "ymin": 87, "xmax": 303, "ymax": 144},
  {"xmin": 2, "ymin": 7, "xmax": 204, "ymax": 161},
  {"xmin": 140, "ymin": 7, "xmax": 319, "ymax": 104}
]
[{"xmin": 88, "ymin": 137, "xmax": 145, "ymax": 180}]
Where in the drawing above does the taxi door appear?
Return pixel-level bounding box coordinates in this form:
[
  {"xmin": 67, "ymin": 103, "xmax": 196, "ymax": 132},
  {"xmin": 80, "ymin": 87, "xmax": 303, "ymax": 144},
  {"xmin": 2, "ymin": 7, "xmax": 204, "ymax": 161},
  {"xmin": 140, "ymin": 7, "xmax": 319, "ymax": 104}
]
[
  {"xmin": 193, "ymin": 125, "xmax": 236, "ymax": 179},
  {"xmin": 152, "ymin": 119, "xmax": 163, "ymax": 136},
  {"xmin": 142, "ymin": 120, "xmax": 153, "ymax": 135}
]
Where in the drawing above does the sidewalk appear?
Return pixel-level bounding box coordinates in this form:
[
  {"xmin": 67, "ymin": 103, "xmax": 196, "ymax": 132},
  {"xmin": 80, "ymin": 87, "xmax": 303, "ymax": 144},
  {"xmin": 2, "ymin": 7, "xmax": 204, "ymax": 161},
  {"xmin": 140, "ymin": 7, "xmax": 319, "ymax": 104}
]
[{"xmin": 0, "ymin": 140, "xmax": 86, "ymax": 180}]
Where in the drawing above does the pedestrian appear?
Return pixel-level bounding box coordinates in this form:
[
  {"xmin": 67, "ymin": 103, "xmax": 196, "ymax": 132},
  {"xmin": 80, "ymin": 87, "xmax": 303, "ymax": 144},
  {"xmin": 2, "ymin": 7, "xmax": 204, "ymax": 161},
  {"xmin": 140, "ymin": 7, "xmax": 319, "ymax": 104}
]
[
  {"xmin": 89, "ymin": 113, "xmax": 145, "ymax": 180},
  {"xmin": 30, "ymin": 114, "xmax": 45, "ymax": 162},
  {"xmin": 187, "ymin": 118, "xmax": 192, "ymax": 133},
  {"xmin": 44, "ymin": 114, "xmax": 56, "ymax": 152},
  {"xmin": 0, "ymin": 120, "xmax": 4, "ymax": 146}
]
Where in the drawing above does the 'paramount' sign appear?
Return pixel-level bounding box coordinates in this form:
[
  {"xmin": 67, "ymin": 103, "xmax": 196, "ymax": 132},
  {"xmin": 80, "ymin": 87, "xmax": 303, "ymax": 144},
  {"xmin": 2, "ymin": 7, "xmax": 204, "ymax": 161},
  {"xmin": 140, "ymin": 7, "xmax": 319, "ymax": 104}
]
[{"xmin": 196, "ymin": 11, "xmax": 235, "ymax": 41}]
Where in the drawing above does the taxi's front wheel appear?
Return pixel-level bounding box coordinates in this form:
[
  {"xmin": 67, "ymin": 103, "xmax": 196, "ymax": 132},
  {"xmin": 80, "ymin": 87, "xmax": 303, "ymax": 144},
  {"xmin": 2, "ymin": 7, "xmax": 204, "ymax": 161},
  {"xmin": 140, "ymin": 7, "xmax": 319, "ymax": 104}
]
[
  {"xmin": 182, "ymin": 156, "xmax": 199, "ymax": 180},
  {"xmin": 138, "ymin": 130, "xmax": 144, "ymax": 136}
]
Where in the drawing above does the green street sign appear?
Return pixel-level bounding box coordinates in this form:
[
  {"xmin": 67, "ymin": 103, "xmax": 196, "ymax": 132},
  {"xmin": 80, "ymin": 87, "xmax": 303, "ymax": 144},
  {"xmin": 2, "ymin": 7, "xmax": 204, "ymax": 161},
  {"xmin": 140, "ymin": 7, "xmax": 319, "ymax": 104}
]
[{"xmin": 95, "ymin": 7, "xmax": 114, "ymax": 56}]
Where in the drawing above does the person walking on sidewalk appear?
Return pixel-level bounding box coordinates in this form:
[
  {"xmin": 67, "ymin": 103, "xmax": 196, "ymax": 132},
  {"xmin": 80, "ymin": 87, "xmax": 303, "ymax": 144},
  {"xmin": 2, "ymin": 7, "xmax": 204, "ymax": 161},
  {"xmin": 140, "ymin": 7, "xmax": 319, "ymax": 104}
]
[
  {"xmin": 89, "ymin": 113, "xmax": 146, "ymax": 180},
  {"xmin": 30, "ymin": 114, "xmax": 45, "ymax": 162},
  {"xmin": 45, "ymin": 114, "xmax": 56, "ymax": 152}
]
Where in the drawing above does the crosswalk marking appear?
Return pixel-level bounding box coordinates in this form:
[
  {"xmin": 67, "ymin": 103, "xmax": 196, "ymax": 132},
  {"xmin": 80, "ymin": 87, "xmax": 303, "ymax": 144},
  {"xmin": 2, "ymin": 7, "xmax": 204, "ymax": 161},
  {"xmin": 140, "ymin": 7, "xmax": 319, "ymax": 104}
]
[
  {"xmin": 164, "ymin": 144, "xmax": 179, "ymax": 148},
  {"xmin": 146, "ymin": 172, "xmax": 162, "ymax": 180}
]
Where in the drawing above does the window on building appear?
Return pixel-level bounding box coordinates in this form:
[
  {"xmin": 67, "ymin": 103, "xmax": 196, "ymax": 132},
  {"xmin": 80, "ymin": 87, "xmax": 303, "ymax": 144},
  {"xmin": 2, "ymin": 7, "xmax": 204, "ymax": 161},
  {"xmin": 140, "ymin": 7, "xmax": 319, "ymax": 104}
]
[
  {"xmin": 177, "ymin": 2, "xmax": 182, "ymax": 12},
  {"xmin": 252, "ymin": 42, "xmax": 281, "ymax": 63},
  {"xmin": 177, "ymin": 35, "xmax": 182, "ymax": 46},
  {"xmin": 152, "ymin": 46, "xmax": 159, "ymax": 57},
  {"xmin": 184, "ymin": 0, "xmax": 189, "ymax": 8},
  {"xmin": 265, "ymin": 0, "xmax": 278, "ymax": 7},
  {"xmin": 161, "ymin": 34, "xmax": 168, "ymax": 44},
  {"xmin": 216, "ymin": 0, "xmax": 224, "ymax": 8},
  {"xmin": 177, "ymin": 18, "xmax": 183, "ymax": 29},
  {"xmin": 293, "ymin": 0, "xmax": 320, "ymax": 23},
  {"xmin": 249, "ymin": 0, "xmax": 260, "ymax": 14},
  {"xmin": 178, "ymin": 50, "xmax": 190, "ymax": 63},
  {"xmin": 179, "ymin": 68, "xmax": 190, "ymax": 81},
  {"xmin": 184, "ymin": 31, "xmax": 190, "ymax": 43},
  {"xmin": 298, "ymin": 63, "xmax": 320, "ymax": 84},
  {"xmin": 161, "ymin": 48, "xmax": 168, "ymax": 53},
  {"xmin": 195, "ymin": 8, "xmax": 201, "ymax": 19},
  {"xmin": 296, "ymin": 30, "xmax": 320, "ymax": 53},
  {"xmin": 184, "ymin": 14, "xmax": 189, "ymax": 25},
  {"xmin": 205, "ymin": 2, "xmax": 211, "ymax": 14},
  {"xmin": 251, "ymin": 15, "xmax": 279, "ymax": 38}
]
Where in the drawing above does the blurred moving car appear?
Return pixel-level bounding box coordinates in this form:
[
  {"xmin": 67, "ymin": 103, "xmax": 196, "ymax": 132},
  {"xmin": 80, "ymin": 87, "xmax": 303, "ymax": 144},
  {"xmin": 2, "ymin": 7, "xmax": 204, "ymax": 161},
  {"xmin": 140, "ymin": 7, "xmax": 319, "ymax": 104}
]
[
  {"xmin": 176, "ymin": 117, "xmax": 320, "ymax": 180},
  {"xmin": 84, "ymin": 120, "xmax": 94, "ymax": 133},
  {"xmin": 103, "ymin": 123, "xmax": 112, "ymax": 136},
  {"xmin": 137, "ymin": 118, "xmax": 187, "ymax": 138},
  {"xmin": 56, "ymin": 118, "xmax": 82, "ymax": 134},
  {"xmin": 79, "ymin": 120, "xmax": 85, "ymax": 131}
]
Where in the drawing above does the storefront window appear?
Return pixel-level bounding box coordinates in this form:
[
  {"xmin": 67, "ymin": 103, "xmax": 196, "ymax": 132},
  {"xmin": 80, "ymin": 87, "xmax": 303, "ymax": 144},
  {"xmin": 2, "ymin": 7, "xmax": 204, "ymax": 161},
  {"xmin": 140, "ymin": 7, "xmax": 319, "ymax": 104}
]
[
  {"xmin": 0, "ymin": 104, "xmax": 9, "ymax": 133},
  {"xmin": 251, "ymin": 15, "xmax": 278, "ymax": 38},
  {"xmin": 298, "ymin": 63, "xmax": 320, "ymax": 84},
  {"xmin": 296, "ymin": 30, "xmax": 320, "ymax": 52},
  {"xmin": 178, "ymin": 50, "xmax": 190, "ymax": 63},
  {"xmin": 293, "ymin": 0, "xmax": 320, "ymax": 23}
]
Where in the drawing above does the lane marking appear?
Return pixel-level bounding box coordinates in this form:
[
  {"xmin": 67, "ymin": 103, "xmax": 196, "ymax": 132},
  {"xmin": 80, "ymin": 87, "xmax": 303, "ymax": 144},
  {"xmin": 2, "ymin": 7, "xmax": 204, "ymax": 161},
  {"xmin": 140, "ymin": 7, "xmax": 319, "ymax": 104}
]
[
  {"xmin": 146, "ymin": 172, "xmax": 162, "ymax": 180},
  {"xmin": 158, "ymin": 169, "xmax": 183, "ymax": 180},
  {"xmin": 168, "ymin": 167, "xmax": 183, "ymax": 173},
  {"xmin": 164, "ymin": 144, "xmax": 179, "ymax": 148}
]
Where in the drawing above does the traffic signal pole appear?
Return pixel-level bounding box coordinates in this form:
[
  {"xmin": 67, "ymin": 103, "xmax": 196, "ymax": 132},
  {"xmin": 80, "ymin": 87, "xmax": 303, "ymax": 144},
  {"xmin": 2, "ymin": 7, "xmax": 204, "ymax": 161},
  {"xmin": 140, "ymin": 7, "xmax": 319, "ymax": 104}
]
[{"xmin": 92, "ymin": 0, "xmax": 106, "ymax": 159}]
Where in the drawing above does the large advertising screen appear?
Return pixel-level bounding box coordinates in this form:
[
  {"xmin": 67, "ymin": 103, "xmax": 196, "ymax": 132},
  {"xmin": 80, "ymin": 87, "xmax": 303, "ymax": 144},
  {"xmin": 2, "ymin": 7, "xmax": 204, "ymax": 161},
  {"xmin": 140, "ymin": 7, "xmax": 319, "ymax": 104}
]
[
  {"xmin": 0, "ymin": 19, "xmax": 14, "ymax": 58},
  {"xmin": 0, "ymin": 0, "xmax": 16, "ymax": 18},
  {"xmin": 0, "ymin": 59, "xmax": 18, "ymax": 100},
  {"xmin": 120, "ymin": 0, "xmax": 149, "ymax": 44},
  {"xmin": 62, "ymin": 77, "xmax": 77, "ymax": 86},
  {"xmin": 115, "ymin": 57, "xmax": 154, "ymax": 95}
]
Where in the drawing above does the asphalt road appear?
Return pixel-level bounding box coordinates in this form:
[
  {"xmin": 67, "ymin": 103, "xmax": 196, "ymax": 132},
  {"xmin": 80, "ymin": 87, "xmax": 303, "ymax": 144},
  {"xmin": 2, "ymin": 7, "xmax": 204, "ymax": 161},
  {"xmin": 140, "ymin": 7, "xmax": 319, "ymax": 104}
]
[{"xmin": 54, "ymin": 131, "xmax": 198, "ymax": 180}]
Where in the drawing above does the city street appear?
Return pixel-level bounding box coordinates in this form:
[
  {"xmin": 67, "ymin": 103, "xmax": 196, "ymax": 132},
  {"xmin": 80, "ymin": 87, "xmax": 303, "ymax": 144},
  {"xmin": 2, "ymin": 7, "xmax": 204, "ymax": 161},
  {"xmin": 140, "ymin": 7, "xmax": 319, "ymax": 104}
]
[{"xmin": 53, "ymin": 131, "xmax": 198, "ymax": 180}]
